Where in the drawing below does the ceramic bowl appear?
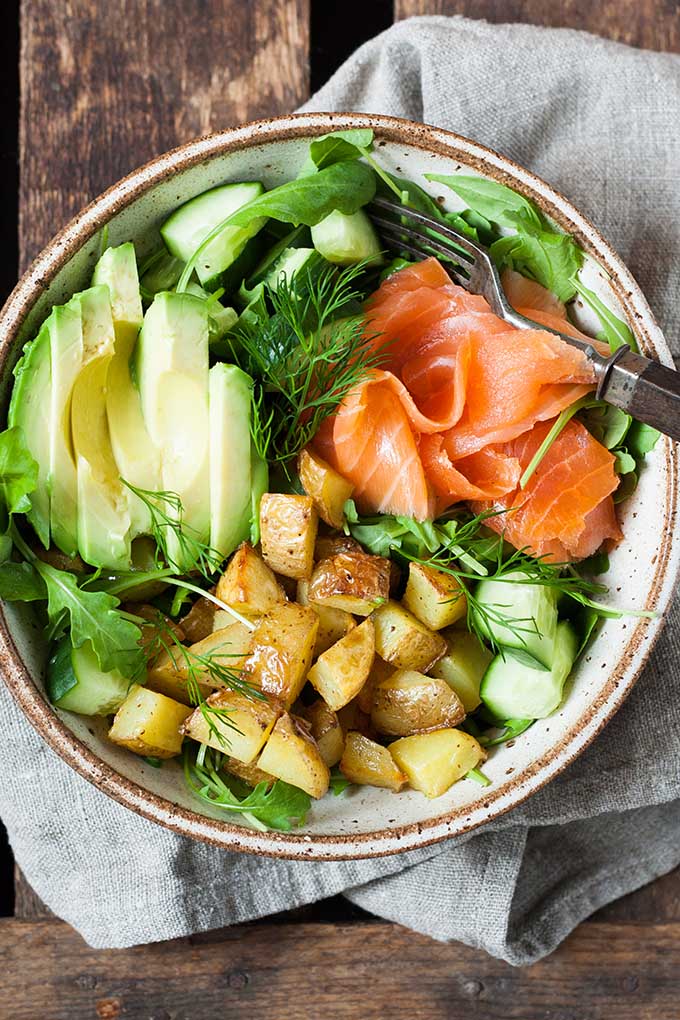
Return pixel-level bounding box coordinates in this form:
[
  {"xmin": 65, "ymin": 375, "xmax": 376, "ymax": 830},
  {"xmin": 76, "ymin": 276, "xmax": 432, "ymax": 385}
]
[{"xmin": 1, "ymin": 112, "xmax": 677, "ymax": 859}]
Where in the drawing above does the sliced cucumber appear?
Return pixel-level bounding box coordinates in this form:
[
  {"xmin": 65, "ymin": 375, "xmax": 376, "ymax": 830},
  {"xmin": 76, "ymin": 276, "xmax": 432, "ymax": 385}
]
[
  {"xmin": 311, "ymin": 209, "xmax": 382, "ymax": 266},
  {"xmin": 185, "ymin": 282, "xmax": 238, "ymax": 342},
  {"xmin": 472, "ymin": 571, "xmax": 558, "ymax": 669},
  {"xmin": 161, "ymin": 181, "xmax": 267, "ymax": 291},
  {"xmin": 141, "ymin": 251, "xmax": 184, "ymax": 298},
  {"xmin": 263, "ymin": 247, "xmax": 321, "ymax": 293},
  {"xmin": 480, "ymin": 621, "xmax": 578, "ymax": 720},
  {"xmin": 47, "ymin": 639, "xmax": 130, "ymax": 716},
  {"xmin": 249, "ymin": 225, "xmax": 310, "ymax": 284}
]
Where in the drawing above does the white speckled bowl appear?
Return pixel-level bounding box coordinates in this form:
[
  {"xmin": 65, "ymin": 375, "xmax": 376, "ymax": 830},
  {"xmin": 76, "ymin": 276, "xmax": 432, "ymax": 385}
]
[{"xmin": 0, "ymin": 113, "xmax": 678, "ymax": 859}]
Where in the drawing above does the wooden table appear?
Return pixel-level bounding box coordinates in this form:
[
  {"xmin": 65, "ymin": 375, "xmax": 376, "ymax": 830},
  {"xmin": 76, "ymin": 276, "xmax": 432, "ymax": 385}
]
[{"xmin": 2, "ymin": 2, "xmax": 679, "ymax": 1016}]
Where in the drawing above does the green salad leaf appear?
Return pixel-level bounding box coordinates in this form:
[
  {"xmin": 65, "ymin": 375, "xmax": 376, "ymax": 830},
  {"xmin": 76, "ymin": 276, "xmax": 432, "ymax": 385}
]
[
  {"xmin": 45, "ymin": 637, "xmax": 78, "ymax": 704},
  {"xmin": 573, "ymin": 279, "xmax": 638, "ymax": 353},
  {"xmin": 490, "ymin": 215, "xmax": 583, "ymax": 302},
  {"xmin": 579, "ymin": 403, "xmax": 632, "ymax": 450},
  {"xmin": 329, "ymin": 767, "xmax": 352, "ymax": 796},
  {"xmin": 308, "ymin": 128, "xmax": 375, "ymax": 170},
  {"xmin": 425, "ymin": 173, "xmax": 542, "ymax": 229},
  {"xmin": 626, "ymin": 420, "xmax": 661, "ymax": 458},
  {"xmin": 0, "ymin": 561, "xmax": 48, "ymax": 601},
  {"xmin": 184, "ymin": 747, "xmax": 312, "ymax": 831},
  {"xmin": 0, "ymin": 427, "xmax": 38, "ymax": 517}
]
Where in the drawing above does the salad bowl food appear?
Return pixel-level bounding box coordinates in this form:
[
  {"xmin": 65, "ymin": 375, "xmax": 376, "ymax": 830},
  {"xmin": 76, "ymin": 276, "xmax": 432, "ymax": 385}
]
[{"xmin": 0, "ymin": 112, "xmax": 677, "ymax": 859}]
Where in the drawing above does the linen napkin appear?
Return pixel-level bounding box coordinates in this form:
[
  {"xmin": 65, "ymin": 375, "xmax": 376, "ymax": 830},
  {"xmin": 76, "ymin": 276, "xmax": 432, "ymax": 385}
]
[{"xmin": 1, "ymin": 15, "xmax": 679, "ymax": 965}]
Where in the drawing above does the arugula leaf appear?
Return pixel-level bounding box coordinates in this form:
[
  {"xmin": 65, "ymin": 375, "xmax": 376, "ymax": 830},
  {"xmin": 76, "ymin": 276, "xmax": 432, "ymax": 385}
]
[
  {"xmin": 308, "ymin": 128, "xmax": 374, "ymax": 170},
  {"xmin": 184, "ymin": 747, "xmax": 311, "ymax": 831},
  {"xmin": 626, "ymin": 420, "xmax": 661, "ymax": 459},
  {"xmin": 35, "ymin": 560, "xmax": 143, "ymax": 676},
  {"xmin": 329, "ymin": 767, "xmax": 351, "ymax": 796},
  {"xmin": 0, "ymin": 560, "xmax": 47, "ymax": 601},
  {"xmin": 425, "ymin": 173, "xmax": 542, "ymax": 229},
  {"xmin": 0, "ymin": 427, "xmax": 38, "ymax": 516},
  {"xmin": 573, "ymin": 280, "xmax": 638, "ymax": 353}
]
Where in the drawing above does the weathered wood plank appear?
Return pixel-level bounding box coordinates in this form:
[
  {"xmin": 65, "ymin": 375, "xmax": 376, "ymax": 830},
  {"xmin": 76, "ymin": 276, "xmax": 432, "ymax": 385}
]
[
  {"xmin": 19, "ymin": 0, "xmax": 310, "ymax": 268},
  {"xmin": 1, "ymin": 918, "xmax": 679, "ymax": 1020},
  {"xmin": 15, "ymin": 0, "xmax": 309, "ymax": 917},
  {"xmin": 395, "ymin": 0, "xmax": 680, "ymax": 53}
]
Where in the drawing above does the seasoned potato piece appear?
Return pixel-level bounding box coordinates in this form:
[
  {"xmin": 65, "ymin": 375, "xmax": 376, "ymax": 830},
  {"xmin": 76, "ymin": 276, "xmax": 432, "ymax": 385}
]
[
  {"xmin": 242, "ymin": 602, "xmax": 318, "ymax": 707},
  {"xmin": 259, "ymin": 493, "xmax": 318, "ymax": 580},
  {"xmin": 298, "ymin": 447, "xmax": 354, "ymax": 529},
  {"xmin": 336, "ymin": 699, "xmax": 373, "ymax": 738},
  {"xmin": 308, "ymin": 619, "xmax": 375, "ymax": 711},
  {"xmin": 147, "ymin": 622, "xmax": 253, "ymax": 704},
  {"xmin": 371, "ymin": 669, "xmax": 465, "ymax": 737},
  {"xmin": 212, "ymin": 608, "xmax": 261, "ymax": 632},
  {"xmin": 257, "ymin": 713, "xmax": 330, "ymax": 798},
  {"xmin": 431, "ymin": 631, "xmax": 493, "ymax": 712},
  {"xmin": 109, "ymin": 685, "xmax": 191, "ymax": 758},
  {"xmin": 178, "ymin": 597, "xmax": 216, "ymax": 643},
  {"xmin": 305, "ymin": 699, "xmax": 345, "ymax": 767},
  {"xmin": 314, "ymin": 533, "xmax": 363, "ymax": 562},
  {"xmin": 297, "ymin": 579, "xmax": 356, "ymax": 658},
  {"xmin": 182, "ymin": 688, "xmax": 280, "ymax": 762},
  {"xmin": 389, "ymin": 728, "xmax": 485, "ymax": 798},
  {"xmin": 308, "ymin": 551, "xmax": 391, "ymax": 616},
  {"xmin": 129, "ymin": 604, "xmax": 185, "ymax": 653},
  {"xmin": 222, "ymin": 756, "xmax": 275, "ymax": 789},
  {"xmin": 372, "ymin": 600, "xmax": 447, "ymax": 671},
  {"xmin": 340, "ymin": 731, "xmax": 408, "ymax": 791},
  {"xmin": 357, "ymin": 655, "xmax": 393, "ymax": 714},
  {"xmin": 402, "ymin": 562, "xmax": 467, "ymax": 630},
  {"xmin": 216, "ymin": 542, "xmax": 286, "ymax": 615}
]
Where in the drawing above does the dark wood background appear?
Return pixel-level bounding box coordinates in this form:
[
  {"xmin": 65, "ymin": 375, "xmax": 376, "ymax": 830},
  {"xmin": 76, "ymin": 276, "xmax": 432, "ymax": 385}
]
[{"xmin": 2, "ymin": 2, "xmax": 679, "ymax": 1016}]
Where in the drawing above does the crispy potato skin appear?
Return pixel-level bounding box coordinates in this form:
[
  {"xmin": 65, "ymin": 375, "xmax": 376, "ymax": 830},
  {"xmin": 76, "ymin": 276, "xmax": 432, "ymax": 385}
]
[
  {"xmin": 147, "ymin": 622, "xmax": 254, "ymax": 704},
  {"xmin": 372, "ymin": 600, "xmax": 447, "ymax": 671},
  {"xmin": 308, "ymin": 551, "xmax": 391, "ymax": 615},
  {"xmin": 297, "ymin": 579, "xmax": 356, "ymax": 658},
  {"xmin": 340, "ymin": 731, "xmax": 407, "ymax": 791},
  {"xmin": 371, "ymin": 669, "xmax": 466, "ymax": 737},
  {"xmin": 257, "ymin": 713, "xmax": 330, "ymax": 798},
  {"xmin": 242, "ymin": 602, "xmax": 318, "ymax": 707},
  {"xmin": 182, "ymin": 688, "xmax": 281, "ymax": 763},
  {"xmin": 314, "ymin": 534, "xmax": 363, "ymax": 562},
  {"xmin": 389, "ymin": 728, "xmax": 485, "ymax": 798},
  {"xmin": 307, "ymin": 618, "xmax": 376, "ymax": 711},
  {"xmin": 305, "ymin": 699, "xmax": 345, "ymax": 767},
  {"xmin": 402, "ymin": 562, "xmax": 467, "ymax": 630},
  {"xmin": 109, "ymin": 685, "xmax": 191, "ymax": 758},
  {"xmin": 178, "ymin": 597, "xmax": 216, "ymax": 643},
  {"xmin": 260, "ymin": 494, "xmax": 318, "ymax": 580},
  {"xmin": 298, "ymin": 447, "xmax": 354, "ymax": 529},
  {"xmin": 216, "ymin": 542, "xmax": 286, "ymax": 615}
]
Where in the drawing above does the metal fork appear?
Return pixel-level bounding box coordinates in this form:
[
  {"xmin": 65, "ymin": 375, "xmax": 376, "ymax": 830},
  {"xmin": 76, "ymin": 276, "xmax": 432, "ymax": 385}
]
[{"xmin": 367, "ymin": 196, "xmax": 680, "ymax": 443}]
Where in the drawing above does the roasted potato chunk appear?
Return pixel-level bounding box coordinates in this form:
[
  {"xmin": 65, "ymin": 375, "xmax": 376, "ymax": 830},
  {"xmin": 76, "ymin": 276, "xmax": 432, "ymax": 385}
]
[
  {"xmin": 314, "ymin": 533, "xmax": 363, "ymax": 562},
  {"xmin": 340, "ymin": 731, "xmax": 407, "ymax": 791},
  {"xmin": 146, "ymin": 622, "xmax": 253, "ymax": 704},
  {"xmin": 297, "ymin": 579, "xmax": 356, "ymax": 657},
  {"xmin": 178, "ymin": 596, "xmax": 216, "ymax": 643},
  {"xmin": 109, "ymin": 685, "xmax": 191, "ymax": 758},
  {"xmin": 260, "ymin": 493, "xmax": 318, "ymax": 580},
  {"xmin": 182, "ymin": 688, "xmax": 280, "ymax": 763},
  {"xmin": 357, "ymin": 655, "xmax": 394, "ymax": 714},
  {"xmin": 389, "ymin": 728, "xmax": 485, "ymax": 798},
  {"xmin": 242, "ymin": 602, "xmax": 318, "ymax": 707},
  {"xmin": 336, "ymin": 699, "xmax": 373, "ymax": 738},
  {"xmin": 308, "ymin": 618, "xmax": 375, "ymax": 711},
  {"xmin": 308, "ymin": 551, "xmax": 391, "ymax": 616},
  {"xmin": 431, "ymin": 631, "xmax": 493, "ymax": 712},
  {"xmin": 212, "ymin": 608, "xmax": 261, "ymax": 632},
  {"xmin": 371, "ymin": 669, "xmax": 465, "ymax": 737},
  {"xmin": 402, "ymin": 562, "xmax": 467, "ymax": 630},
  {"xmin": 305, "ymin": 699, "xmax": 345, "ymax": 767},
  {"xmin": 216, "ymin": 542, "xmax": 286, "ymax": 615},
  {"xmin": 222, "ymin": 756, "xmax": 275, "ymax": 789},
  {"xmin": 298, "ymin": 447, "xmax": 354, "ymax": 529},
  {"xmin": 257, "ymin": 713, "xmax": 330, "ymax": 798},
  {"xmin": 372, "ymin": 600, "xmax": 447, "ymax": 671}
]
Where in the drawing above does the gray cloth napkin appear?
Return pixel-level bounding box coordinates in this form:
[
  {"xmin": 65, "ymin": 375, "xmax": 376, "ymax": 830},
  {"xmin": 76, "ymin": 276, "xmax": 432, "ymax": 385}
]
[{"xmin": 1, "ymin": 15, "xmax": 679, "ymax": 965}]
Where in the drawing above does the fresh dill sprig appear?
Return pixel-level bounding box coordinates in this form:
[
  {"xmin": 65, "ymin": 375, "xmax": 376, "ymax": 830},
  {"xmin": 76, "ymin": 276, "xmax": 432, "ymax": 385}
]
[
  {"xmin": 232, "ymin": 261, "xmax": 390, "ymax": 470},
  {"xmin": 122, "ymin": 481, "xmax": 223, "ymax": 580},
  {"xmin": 142, "ymin": 610, "xmax": 264, "ymax": 750}
]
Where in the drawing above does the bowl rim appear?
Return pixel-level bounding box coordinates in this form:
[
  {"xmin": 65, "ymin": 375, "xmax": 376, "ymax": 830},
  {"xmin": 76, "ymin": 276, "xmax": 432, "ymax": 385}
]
[{"xmin": 1, "ymin": 110, "xmax": 677, "ymax": 860}]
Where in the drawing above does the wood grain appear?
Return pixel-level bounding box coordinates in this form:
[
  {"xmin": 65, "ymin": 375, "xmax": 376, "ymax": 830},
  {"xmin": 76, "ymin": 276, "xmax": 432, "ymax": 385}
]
[
  {"xmin": 15, "ymin": 0, "xmax": 309, "ymax": 917},
  {"xmin": 395, "ymin": 0, "xmax": 680, "ymax": 52},
  {"xmin": 1, "ymin": 918, "xmax": 679, "ymax": 1020},
  {"xmin": 19, "ymin": 0, "xmax": 310, "ymax": 268}
]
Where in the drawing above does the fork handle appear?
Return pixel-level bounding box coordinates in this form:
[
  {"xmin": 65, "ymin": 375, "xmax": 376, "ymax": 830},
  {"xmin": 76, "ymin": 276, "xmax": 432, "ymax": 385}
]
[{"xmin": 600, "ymin": 349, "xmax": 680, "ymax": 443}]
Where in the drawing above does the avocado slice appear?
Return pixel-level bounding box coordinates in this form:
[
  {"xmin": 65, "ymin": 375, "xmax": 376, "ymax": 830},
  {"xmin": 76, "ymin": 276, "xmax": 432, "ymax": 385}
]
[
  {"xmin": 208, "ymin": 363, "xmax": 253, "ymax": 561},
  {"xmin": 46, "ymin": 299, "xmax": 83, "ymax": 557},
  {"xmin": 71, "ymin": 287, "xmax": 133, "ymax": 569},
  {"xmin": 8, "ymin": 323, "xmax": 52, "ymax": 548},
  {"xmin": 136, "ymin": 291, "xmax": 210, "ymax": 570},
  {"xmin": 92, "ymin": 243, "xmax": 161, "ymax": 535}
]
